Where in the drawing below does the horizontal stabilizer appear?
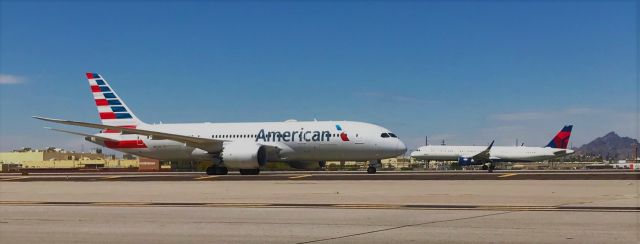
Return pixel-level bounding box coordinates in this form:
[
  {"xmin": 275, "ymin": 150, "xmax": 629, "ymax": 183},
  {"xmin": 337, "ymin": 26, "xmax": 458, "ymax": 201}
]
[
  {"xmin": 45, "ymin": 127, "xmax": 118, "ymax": 142},
  {"xmin": 34, "ymin": 116, "xmax": 224, "ymax": 152}
]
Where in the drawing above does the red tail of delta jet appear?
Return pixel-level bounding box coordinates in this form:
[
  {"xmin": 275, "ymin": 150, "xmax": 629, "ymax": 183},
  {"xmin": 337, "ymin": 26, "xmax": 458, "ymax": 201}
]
[{"xmin": 545, "ymin": 125, "xmax": 573, "ymax": 149}]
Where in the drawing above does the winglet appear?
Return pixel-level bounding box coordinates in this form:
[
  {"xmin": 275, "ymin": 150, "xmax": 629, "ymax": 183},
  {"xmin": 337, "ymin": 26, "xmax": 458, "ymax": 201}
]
[
  {"xmin": 487, "ymin": 140, "xmax": 495, "ymax": 150},
  {"xmin": 469, "ymin": 140, "xmax": 494, "ymax": 163}
]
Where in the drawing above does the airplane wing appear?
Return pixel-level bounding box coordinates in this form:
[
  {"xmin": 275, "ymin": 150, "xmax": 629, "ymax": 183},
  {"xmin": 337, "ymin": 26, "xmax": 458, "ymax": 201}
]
[
  {"xmin": 45, "ymin": 127, "xmax": 118, "ymax": 142},
  {"xmin": 34, "ymin": 116, "xmax": 225, "ymax": 153},
  {"xmin": 463, "ymin": 140, "xmax": 494, "ymax": 163}
]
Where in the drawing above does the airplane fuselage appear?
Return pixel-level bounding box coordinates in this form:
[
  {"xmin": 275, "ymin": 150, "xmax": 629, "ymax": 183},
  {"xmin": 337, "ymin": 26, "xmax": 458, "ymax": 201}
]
[
  {"xmin": 91, "ymin": 120, "xmax": 407, "ymax": 163},
  {"xmin": 410, "ymin": 145, "xmax": 574, "ymax": 162}
]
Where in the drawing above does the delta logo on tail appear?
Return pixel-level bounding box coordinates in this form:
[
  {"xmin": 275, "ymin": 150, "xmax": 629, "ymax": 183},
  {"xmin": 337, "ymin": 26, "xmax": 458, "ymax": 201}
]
[
  {"xmin": 545, "ymin": 125, "xmax": 573, "ymax": 149},
  {"xmin": 336, "ymin": 124, "xmax": 350, "ymax": 141}
]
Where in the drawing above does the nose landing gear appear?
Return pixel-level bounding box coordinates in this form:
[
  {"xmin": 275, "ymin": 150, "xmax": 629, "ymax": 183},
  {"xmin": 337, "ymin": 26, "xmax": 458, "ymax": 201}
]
[{"xmin": 367, "ymin": 159, "xmax": 382, "ymax": 174}]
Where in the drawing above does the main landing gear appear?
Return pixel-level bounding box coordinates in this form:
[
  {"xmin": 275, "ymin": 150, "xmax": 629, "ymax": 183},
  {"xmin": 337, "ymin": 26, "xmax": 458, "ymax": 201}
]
[
  {"xmin": 206, "ymin": 166, "xmax": 228, "ymax": 175},
  {"xmin": 481, "ymin": 163, "xmax": 496, "ymax": 173},
  {"xmin": 239, "ymin": 168, "xmax": 260, "ymax": 175},
  {"xmin": 206, "ymin": 167, "xmax": 260, "ymax": 175}
]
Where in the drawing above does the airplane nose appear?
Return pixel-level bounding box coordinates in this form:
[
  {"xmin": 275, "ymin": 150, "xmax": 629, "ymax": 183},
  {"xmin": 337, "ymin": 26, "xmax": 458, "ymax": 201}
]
[{"xmin": 397, "ymin": 140, "xmax": 407, "ymax": 155}]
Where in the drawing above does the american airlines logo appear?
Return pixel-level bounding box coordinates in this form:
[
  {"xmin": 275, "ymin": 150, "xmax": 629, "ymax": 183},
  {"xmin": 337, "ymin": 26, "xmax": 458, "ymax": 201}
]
[
  {"xmin": 256, "ymin": 129, "xmax": 331, "ymax": 142},
  {"xmin": 255, "ymin": 124, "xmax": 350, "ymax": 142}
]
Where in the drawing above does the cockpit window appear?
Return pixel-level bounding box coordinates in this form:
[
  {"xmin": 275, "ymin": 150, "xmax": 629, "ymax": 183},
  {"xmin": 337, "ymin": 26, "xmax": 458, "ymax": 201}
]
[
  {"xmin": 388, "ymin": 133, "xmax": 397, "ymax": 138},
  {"xmin": 380, "ymin": 133, "xmax": 390, "ymax": 138}
]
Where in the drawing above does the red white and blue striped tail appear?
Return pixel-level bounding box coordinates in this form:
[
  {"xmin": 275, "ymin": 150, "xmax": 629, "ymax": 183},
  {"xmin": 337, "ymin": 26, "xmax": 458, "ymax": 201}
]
[{"xmin": 86, "ymin": 72, "xmax": 145, "ymax": 128}]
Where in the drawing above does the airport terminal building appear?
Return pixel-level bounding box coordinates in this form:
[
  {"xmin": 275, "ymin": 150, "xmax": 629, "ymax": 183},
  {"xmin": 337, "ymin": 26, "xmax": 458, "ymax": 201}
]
[{"xmin": 0, "ymin": 148, "xmax": 161, "ymax": 172}]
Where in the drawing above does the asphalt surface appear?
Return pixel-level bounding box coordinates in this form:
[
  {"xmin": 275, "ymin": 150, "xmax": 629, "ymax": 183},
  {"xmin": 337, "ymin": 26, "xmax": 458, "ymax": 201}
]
[
  {"xmin": 1, "ymin": 170, "xmax": 639, "ymax": 181},
  {"xmin": 1, "ymin": 201, "xmax": 637, "ymax": 212},
  {"xmin": 1, "ymin": 178, "xmax": 638, "ymax": 243}
]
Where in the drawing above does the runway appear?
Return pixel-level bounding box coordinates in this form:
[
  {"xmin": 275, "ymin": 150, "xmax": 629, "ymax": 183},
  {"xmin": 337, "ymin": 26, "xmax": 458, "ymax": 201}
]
[
  {"xmin": 1, "ymin": 200, "xmax": 637, "ymax": 212},
  {"xmin": 1, "ymin": 179, "xmax": 638, "ymax": 243},
  {"xmin": 1, "ymin": 170, "xmax": 638, "ymax": 181}
]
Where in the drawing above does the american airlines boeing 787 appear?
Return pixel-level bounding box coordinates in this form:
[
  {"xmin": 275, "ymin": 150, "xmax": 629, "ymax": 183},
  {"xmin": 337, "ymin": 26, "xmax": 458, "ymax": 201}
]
[{"xmin": 34, "ymin": 73, "xmax": 407, "ymax": 175}]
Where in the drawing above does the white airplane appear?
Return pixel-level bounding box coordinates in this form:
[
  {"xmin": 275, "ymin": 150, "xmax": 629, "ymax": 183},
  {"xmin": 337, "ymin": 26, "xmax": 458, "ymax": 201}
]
[
  {"xmin": 34, "ymin": 72, "xmax": 407, "ymax": 175},
  {"xmin": 410, "ymin": 125, "xmax": 574, "ymax": 172}
]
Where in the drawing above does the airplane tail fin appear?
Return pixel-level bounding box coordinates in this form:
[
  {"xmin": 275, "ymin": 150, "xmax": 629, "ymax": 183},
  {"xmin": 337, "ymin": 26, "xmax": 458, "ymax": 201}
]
[
  {"xmin": 545, "ymin": 125, "xmax": 573, "ymax": 149},
  {"xmin": 86, "ymin": 72, "xmax": 145, "ymax": 128}
]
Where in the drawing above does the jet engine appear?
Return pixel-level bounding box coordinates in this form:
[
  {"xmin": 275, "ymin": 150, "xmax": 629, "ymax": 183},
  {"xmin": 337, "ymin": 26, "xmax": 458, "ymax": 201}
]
[
  {"xmin": 457, "ymin": 157, "xmax": 474, "ymax": 166},
  {"xmin": 221, "ymin": 141, "xmax": 267, "ymax": 169}
]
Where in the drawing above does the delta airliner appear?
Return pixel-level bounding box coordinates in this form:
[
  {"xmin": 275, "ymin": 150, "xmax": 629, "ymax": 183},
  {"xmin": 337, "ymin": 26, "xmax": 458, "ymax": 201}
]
[
  {"xmin": 34, "ymin": 73, "xmax": 407, "ymax": 175},
  {"xmin": 410, "ymin": 126, "xmax": 574, "ymax": 172}
]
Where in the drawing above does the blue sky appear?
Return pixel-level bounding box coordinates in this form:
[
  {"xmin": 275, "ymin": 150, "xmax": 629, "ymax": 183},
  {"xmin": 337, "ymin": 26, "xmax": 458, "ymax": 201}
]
[{"xmin": 0, "ymin": 1, "xmax": 637, "ymax": 153}]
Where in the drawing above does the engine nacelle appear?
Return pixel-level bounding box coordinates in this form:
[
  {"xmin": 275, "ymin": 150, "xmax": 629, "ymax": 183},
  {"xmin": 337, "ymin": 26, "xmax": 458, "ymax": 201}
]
[
  {"xmin": 221, "ymin": 141, "xmax": 267, "ymax": 169},
  {"xmin": 457, "ymin": 157, "xmax": 474, "ymax": 166}
]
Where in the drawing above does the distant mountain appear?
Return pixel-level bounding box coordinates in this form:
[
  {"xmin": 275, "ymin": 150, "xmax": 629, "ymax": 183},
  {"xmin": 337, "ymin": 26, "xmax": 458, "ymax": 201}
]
[{"xmin": 574, "ymin": 132, "xmax": 638, "ymax": 160}]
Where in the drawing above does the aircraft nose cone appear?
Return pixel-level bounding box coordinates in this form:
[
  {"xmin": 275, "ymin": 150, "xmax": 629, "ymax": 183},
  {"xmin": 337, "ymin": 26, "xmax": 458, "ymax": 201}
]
[{"xmin": 397, "ymin": 140, "xmax": 407, "ymax": 155}]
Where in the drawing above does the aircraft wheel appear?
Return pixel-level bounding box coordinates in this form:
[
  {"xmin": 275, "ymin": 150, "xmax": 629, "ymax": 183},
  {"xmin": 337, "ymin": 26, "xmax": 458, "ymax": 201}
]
[
  {"xmin": 239, "ymin": 168, "xmax": 260, "ymax": 175},
  {"xmin": 216, "ymin": 167, "xmax": 228, "ymax": 175},
  {"xmin": 206, "ymin": 166, "xmax": 216, "ymax": 175},
  {"xmin": 488, "ymin": 164, "xmax": 495, "ymax": 173},
  {"xmin": 367, "ymin": 166, "xmax": 377, "ymax": 174}
]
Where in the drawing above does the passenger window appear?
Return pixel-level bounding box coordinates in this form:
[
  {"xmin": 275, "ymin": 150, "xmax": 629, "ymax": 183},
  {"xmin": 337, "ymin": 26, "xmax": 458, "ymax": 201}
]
[{"xmin": 381, "ymin": 133, "xmax": 389, "ymax": 138}]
